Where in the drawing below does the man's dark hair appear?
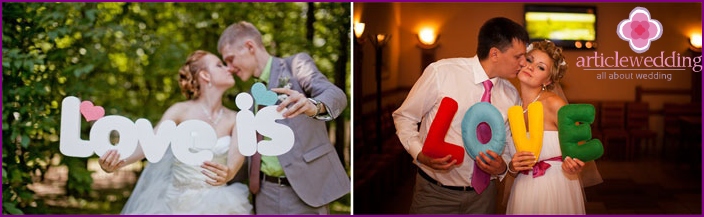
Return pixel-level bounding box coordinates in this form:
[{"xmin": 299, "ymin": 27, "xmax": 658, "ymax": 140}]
[{"xmin": 476, "ymin": 17, "xmax": 529, "ymax": 60}]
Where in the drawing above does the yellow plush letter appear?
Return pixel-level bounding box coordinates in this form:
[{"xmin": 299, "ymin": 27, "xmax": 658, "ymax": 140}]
[{"xmin": 508, "ymin": 102, "xmax": 544, "ymax": 165}]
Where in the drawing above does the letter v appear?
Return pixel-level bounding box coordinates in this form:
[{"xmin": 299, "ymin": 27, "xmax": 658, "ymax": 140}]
[
  {"xmin": 508, "ymin": 102, "xmax": 544, "ymax": 163},
  {"xmin": 136, "ymin": 119, "xmax": 176, "ymax": 162}
]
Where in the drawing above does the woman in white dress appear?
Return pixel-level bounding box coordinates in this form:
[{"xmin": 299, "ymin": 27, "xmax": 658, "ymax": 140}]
[
  {"xmin": 505, "ymin": 41, "xmax": 585, "ymax": 214},
  {"xmin": 98, "ymin": 50, "xmax": 252, "ymax": 214}
]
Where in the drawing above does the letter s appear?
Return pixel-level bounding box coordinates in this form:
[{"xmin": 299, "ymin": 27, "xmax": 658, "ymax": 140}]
[{"xmin": 255, "ymin": 106, "xmax": 294, "ymax": 156}]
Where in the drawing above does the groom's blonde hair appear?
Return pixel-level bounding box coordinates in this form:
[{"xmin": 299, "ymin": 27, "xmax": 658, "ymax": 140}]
[{"xmin": 218, "ymin": 21, "xmax": 264, "ymax": 52}]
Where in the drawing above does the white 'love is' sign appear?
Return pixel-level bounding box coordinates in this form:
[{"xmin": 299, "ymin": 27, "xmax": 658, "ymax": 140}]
[{"xmin": 59, "ymin": 94, "xmax": 295, "ymax": 166}]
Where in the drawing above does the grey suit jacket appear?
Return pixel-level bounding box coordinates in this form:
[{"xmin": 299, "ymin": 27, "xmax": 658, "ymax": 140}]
[{"xmin": 265, "ymin": 53, "xmax": 350, "ymax": 207}]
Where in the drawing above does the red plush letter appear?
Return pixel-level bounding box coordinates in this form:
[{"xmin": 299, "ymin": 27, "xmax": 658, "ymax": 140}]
[{"xmin": 421, "ymin": 97, "xmax": 465, "ymax": 165}]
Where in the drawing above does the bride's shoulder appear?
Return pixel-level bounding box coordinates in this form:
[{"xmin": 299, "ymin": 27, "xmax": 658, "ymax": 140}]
[
  {"xmin": 161, "ymin": 101, "xmax": 192, "ymax": 120},
  {"xmin": 543, "ymin": 92, "xmax": 567, "ymax": 112},
  {"xmin": 167, "ymin": 101, "xmax": 194, "ymax": 113}
]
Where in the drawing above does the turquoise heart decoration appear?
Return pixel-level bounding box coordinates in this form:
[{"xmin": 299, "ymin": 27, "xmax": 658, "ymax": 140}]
[{"xmin": 251, "ymin": 82, "xmax": 278, "ymax": 106}]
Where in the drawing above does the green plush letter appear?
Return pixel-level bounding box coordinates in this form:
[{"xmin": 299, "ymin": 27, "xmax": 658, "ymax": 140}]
[{"xmin": 557, "ymin": 104, "xmax": 604, "ymax": 162}]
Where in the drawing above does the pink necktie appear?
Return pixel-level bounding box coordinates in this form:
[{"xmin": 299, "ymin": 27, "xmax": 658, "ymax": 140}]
[
  {"xmin": 477, "ymin": 80, "xmax": 493, "ymax": 143},
  {"xmin": 472, "ymin": 79, "xmax": 493, "ymax": 194}
]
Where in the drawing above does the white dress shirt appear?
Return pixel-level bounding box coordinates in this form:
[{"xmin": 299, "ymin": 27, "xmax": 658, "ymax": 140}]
[{"xmin": 393, "ymin": 56, "xmax": 520, "ymax": 186}]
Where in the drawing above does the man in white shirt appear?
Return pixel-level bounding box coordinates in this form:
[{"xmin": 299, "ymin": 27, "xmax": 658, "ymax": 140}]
[{"xmin": 392, "ymin": 17, "xmax": 529, "ymax": 214}]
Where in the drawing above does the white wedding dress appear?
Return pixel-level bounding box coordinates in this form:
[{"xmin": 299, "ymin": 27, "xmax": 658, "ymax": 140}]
[
  {"xmin": 506, "ymin": 131, "xmax": 585, "ymax": 214},
  {"xmin": 120, "ymin": 136, "xmax": 252, "ymax": 214}
]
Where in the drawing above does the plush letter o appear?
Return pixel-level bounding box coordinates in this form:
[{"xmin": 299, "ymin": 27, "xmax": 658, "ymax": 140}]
[{"xmin": 461, "ymin": 102, "xmax": 506, "ymax": 162}]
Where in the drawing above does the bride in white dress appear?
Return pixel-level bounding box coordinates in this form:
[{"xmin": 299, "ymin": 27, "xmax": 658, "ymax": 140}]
[
  {"xmin": 505, "ymin": 41, "xmax": 585, "ymax": 214},
  {"xmin": 98, "ymin": 50, "xmax": 252, "ymax": 214}
]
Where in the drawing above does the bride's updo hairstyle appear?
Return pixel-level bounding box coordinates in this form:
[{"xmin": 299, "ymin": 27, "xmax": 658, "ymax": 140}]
[
  {"xmin": 527, "ymin": 41, "xmax": 567, "ymax": 91},
  {"xmin": 179, "ymin": 50, "xmax": 210, "ymax": 99}
]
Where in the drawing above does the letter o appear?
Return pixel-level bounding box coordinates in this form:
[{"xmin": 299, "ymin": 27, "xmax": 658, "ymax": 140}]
[
  {"xmin": 461, "ymin": 102, "xmax": 506, "ymax": 161},
  {"xmin": 91, "ymin": 115, "xmax": 139, "ymax": 160}
]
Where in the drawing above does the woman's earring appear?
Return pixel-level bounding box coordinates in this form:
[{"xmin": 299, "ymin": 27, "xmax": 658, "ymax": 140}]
[
  {"xmin": 208, "ymin": 81, "xmax": 212, "ymax": 88},
  {"xmin": 541, "ymin": 84, "xmax": 547, "ymax": 91}
]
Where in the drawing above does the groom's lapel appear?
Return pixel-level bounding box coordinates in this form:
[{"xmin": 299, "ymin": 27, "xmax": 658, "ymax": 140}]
[{"xmin": 268, "ymin": 57, "xmax": 286, "ymax": 88}]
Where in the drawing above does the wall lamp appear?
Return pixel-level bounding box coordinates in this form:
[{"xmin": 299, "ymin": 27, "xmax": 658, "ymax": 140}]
[
  {"xmin": 689, "ymin": 33, "xmax": 701, "ymax": 53},
  {"xmin": 417, "ymin": 27, "xmax": 439, "ymax": 73},
  {"xmin": 417, "ymin": 27, "xmax": 440, "ymax": 49}
]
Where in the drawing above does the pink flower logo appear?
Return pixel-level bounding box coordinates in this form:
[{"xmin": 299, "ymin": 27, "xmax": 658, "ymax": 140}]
[{"xmin": 617, "ymin": 7, "xmax": 662, "ymax": 53}]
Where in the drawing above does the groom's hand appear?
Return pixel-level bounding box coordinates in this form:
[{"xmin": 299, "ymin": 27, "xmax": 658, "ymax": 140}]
[
  {"xmin": 271, "ymin": 88, "xmax": 317, "ymax": 118},
  {"xmin": 475, "ymin": 150, "xmax": 507, "ymax": 175},
  {"xmin": 416, "ymin": 152, "xmax": 457, "ymax": 171}
]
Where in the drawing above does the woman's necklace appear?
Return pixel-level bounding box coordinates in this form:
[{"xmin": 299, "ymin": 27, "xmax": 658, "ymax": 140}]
[
  {"xmin": 522, "ymin": 90, "xmax": 543, "ymax": 114},
  {"xmin": 200, "ymin": 104, "xmax": 223, "ymax": 125}
]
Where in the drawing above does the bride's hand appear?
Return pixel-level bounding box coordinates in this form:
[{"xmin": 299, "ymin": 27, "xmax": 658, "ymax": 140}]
[
  {"xmin": 562, "ymin": 156, "xmax": 585, "ymax": 175},
  {"xmin": 201, "ymin": 161, "xmax": 231, "ymax": 186},
  {"xmin": 99, "ymin": 149, "xmax": 125, "ymax": 173},
  {"xmin": 510, "ymin": 151, "xmax": 536, "ymax": 173}
]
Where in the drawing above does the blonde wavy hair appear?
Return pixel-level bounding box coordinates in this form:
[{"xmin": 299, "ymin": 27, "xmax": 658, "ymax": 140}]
[
  {"xmin": 178, "ymin": 50, "xmax": 211, "ymax": 99},
  {"xmin": 527, "ymin": 41, "xmax": 567, "ymax": 90}
]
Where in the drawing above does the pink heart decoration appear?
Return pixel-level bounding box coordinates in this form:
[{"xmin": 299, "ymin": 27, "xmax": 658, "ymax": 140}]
[{"xmin": 80, "ymin": 101, "xmax": 105, "ymax": 121}]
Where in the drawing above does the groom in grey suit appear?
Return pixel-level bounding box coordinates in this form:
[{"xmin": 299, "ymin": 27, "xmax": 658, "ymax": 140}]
[{"xmin": 217, "ymin": 21, "xmax": 350, "ymax": 214}]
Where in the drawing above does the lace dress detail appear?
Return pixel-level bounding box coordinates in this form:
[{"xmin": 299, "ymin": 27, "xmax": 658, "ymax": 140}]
[{"xmin": 121, "ymin": 136, "xmax": 252, "ymax": 214}]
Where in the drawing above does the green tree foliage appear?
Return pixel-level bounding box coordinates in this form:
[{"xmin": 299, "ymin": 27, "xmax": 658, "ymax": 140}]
[{"xmin": 2, "ymin": 2, "xmax": 350, "ymax": 214}]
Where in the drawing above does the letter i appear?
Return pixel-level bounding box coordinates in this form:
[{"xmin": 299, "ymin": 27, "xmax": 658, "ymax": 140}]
[{"xmin": 235, "ymin": 93, "xmax": 258, "ymax": 156}]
